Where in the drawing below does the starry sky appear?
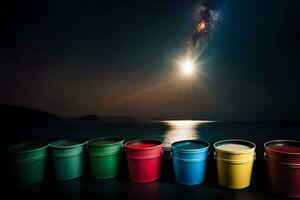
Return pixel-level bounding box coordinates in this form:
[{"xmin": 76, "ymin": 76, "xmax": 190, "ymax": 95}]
[{"xmin": 1, "ymin": 0, "xmax": 300, "ymax": 121}]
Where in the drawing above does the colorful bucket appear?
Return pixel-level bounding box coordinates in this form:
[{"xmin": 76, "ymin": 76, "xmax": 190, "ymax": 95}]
[
  {"xmin": 171, "ymin": 140, "xmax": 209, "ymax": 185},
  {"xmin": 214, "ymin": 139, "xmax": 256, "ymax": 189},
  {"xmin": 88, "ymin": 137, "xmax": 124, "ymax": 179},
  {"xmin": 49, "ymin": 139, "xmax": 87, "ymax": 180},
  {"xmin": 125, "ymin": 139, "xmax": 163, "ymax": 182},
  {"xmin": 264, "ymin": 140, "xmax": 300, "ymax": 198},
  {"xmin": 8, "ymin": 141, "xmax": 48, "ymax": 185}
]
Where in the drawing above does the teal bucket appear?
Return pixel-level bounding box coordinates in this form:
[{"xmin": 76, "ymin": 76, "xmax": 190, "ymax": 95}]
[
  {"xmin": 88, "ymin": 137, "xmax": 124, "ymax": 179},
  {"xmin": 49, "ymin": 139, "xmax": 87, "ymax": 180},
  {"xmin": 8, "ymin": 141, "xmax": 48, "ymax": 185}
]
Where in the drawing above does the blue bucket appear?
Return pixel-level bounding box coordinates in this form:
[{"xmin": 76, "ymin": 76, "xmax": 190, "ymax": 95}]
[{"xmin": 171, "ymin": 140, "xmax": 209, "ymax": 185}]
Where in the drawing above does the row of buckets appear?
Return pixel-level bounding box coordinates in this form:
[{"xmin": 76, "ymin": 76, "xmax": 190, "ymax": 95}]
[{"xmin": 8, "ymin": 138, "xmax": 300, "ymax": 198}]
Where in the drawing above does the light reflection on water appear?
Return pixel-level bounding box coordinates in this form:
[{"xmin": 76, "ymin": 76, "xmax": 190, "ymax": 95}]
[{"xmin": 161, "ymin": 120, "xmax": 214, "ymax": 148}]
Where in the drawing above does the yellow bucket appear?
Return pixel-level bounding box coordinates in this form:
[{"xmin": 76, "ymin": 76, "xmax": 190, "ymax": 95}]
[{"xmin": 214, "ymin": 139, "xmax": 256, "ymax": 189}]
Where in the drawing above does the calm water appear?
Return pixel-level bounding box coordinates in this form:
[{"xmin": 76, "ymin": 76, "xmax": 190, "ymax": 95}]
[
  {"xmin": 161, "ymin": 120, "xmax": 215, "ymax": 147},
  {"xmin": 3, "ymin": 120, "xmax": 300, "ymax": 158}
]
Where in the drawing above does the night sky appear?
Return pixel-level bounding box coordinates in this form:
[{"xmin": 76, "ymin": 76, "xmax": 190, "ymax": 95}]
[{"xmin": 1, "ymin": 0, "xmax": 300, "ymax": 121}]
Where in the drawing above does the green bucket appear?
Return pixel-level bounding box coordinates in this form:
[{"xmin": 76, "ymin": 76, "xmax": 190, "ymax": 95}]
[
  {"xmin": 8, "ymin": 141, "xmax": 48, "ymax": 185},
  {"xmin": 49, "ymin": 139, "xmax": 87, "ymax": 180},
  {"xmin": 88, "ymin": 137, "xmax": 124, "ymax": 179}
]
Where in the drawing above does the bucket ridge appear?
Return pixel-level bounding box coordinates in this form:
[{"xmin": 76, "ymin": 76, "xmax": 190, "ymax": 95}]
[
  {"xmin": 10, "ymin": 154, "xmax": 46, "ymax": 163},
  {"xmin": 89, "ymin": 149, "xmax": 122, "ymax": 157},
  {"xmin": 216, "ymin": 157, "xmax": 254, "ymax": 164},
  {"xmin": 52, "ymin": 150, "xmax": 84, "ymax": 158},
  {"xmin": 172, "ymin": 156, "xmax": 207, "ymax": 163},
  {"xmin": 265, "ymin": 158, "xmax": 300, "ymax": 168},
  {"xmin": 127, "ymin": 152, "xmax": 163, "ymax": 160}
]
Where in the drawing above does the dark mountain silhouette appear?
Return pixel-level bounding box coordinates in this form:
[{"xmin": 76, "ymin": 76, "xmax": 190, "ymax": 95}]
[
  {"xmin": 0, "ymin": 105, "xmax": 62, "ymax": 126},
  {"xmin": 0, "ymin": 105, "xmax": 145, "ymax": 127},
  {"xmin": 81, "ymin": 114, "xmax": 100, "ymax": 121},
  {"xmin": 67, "ymin": 114, "xmax": 144, "ymax": 123}
]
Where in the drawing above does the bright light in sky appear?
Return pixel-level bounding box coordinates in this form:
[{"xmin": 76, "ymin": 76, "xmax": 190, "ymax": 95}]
[
  {"xmin": 176, "ymin": 56, "xmax": 198, "ymax": 77},
  {"xmin": 181, "ymin": 60, "xmax": 195, "ymax": 75},
  {"xmin": 175, "ymin": 52, "xmax": 200, "ymax": 78}
]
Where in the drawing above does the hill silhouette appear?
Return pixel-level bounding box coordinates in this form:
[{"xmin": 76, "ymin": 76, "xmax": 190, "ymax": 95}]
[
  {"xmin": 81, "ymin": 114, "xmax": 100, "ymax": 121},
  {"xmin": 0, "ymin": 105, "xmax": 146, "ymax": 127},
  {"xmin": 0, "ymin": 105, "xmax": 62, "ymax": 126},
  {"xmin": 66, "ymin": 114, "xmax": 144, "ymax": 123}
]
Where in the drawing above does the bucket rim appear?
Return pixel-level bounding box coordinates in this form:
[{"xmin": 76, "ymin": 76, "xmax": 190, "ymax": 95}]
[
  {"xmin": 88, "ymin": 137, "xmax": 124, "ymax": 147},
  {"xmin": 214, "ymin": 139, "xmax": 256, "ymax": 154},
  {"xmin": 171, "ymin": 140, "xmax": 209, "ymax": 152},
  {"xmin": 48, "ymin": 139, "xmax": 87, "ymax": 149},
  {"xmin": 8, "ymin": 141, "xmax": 48, "ymax": 154},
  {"xmin": 264, "ymin": 140, "xmax": 300, "ymax": 156},
  {"xmin": 124, "ymin": 139, "xmax": 163, "ymax": 151}
]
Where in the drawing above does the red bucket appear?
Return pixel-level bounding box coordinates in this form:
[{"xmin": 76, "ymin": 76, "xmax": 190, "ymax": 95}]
[
  {"xmin": 264, "ymin": 140, "xmax": 300, "ymax": 198},
  {"xmin": 125, "ymin": 139, "xmax": 163, "ymax": 182}
]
